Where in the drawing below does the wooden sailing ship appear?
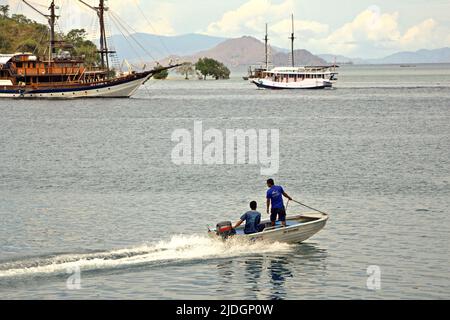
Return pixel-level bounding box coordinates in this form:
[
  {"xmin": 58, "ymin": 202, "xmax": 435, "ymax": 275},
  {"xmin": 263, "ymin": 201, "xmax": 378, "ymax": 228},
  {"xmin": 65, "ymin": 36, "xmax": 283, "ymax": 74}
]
[{"xmin": 0, "ymin": 0, "xmax": 179, "ymax": 99}]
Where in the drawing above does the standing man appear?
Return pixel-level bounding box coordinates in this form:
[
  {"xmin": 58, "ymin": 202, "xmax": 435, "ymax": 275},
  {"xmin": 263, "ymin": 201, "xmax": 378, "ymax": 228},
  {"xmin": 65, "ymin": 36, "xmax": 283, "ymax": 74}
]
[{"xmin": 266, "ymin": 179, "xmax": 292, "ymax": 227}]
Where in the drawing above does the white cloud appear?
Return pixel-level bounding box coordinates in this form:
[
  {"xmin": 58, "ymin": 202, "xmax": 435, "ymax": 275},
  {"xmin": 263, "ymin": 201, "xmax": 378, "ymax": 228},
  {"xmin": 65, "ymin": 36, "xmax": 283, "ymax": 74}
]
[
  {"xmin": 204, "ymin": 1, "xmax": 450, "ymax": 57},
  {"xmin": 203, "ymin": 0, "xmax": 329, "ymax": 50},
  {"xmin": 271, "ymin": 19, "xmax": 329, "ymax": 38},
  {"xmin": 316, "ymin": 7, "xmax": 448, "ymax": 56},
  {"xmin": 6, "ymin": 0, "xmax": 176, "ymax": 36},
  {"xmin": 399, "ymin": 18, "xmax": 439, "ymax": 50},
  {"xmin": 311, "ymin": 7, "xmax": 403, "ymax": 55},
  {"xmin": 5, "ymin": 0, "xmax": 450, "ymax": 58},
  {"xmin": 205, "ymin": 0, "xmax": 296, "ymax": 37},
  {"xmin": 109, "ymin": 0, "xmax": 176, "ymax": 36}
]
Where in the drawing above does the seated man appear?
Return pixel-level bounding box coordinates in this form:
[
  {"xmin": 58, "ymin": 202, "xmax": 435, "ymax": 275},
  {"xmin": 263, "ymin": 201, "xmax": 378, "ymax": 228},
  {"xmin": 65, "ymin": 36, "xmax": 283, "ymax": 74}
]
[{"xmin": 233, "ymin": 201, "xmax": 265, "ymax": 235}]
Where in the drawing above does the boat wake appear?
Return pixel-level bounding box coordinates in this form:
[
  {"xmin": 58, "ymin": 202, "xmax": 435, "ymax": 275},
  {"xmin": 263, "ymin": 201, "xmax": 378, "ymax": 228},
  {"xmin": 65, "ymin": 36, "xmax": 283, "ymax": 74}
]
[{"xmin": 0, "ymin": 235, "xmax": 293, "ymax": 280}]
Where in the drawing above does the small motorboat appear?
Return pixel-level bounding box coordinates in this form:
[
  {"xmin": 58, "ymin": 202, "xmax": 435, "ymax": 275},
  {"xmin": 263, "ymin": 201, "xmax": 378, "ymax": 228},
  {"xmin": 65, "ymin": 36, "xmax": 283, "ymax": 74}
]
[{"xmin": 208, "ymin": 211, "xmax": 329, "ymax": 244}]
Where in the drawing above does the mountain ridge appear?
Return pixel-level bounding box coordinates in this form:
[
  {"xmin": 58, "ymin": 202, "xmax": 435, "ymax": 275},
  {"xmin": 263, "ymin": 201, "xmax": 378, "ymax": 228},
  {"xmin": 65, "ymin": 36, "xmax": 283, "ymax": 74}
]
[
  {"xmin": 319, "ymin": 48, "xmax": 450, "ymax": 65},
  {"xmin": 110, "ymin": 33, "xmax": 227, "ymax": 62},
  {"xmin": 369, "ymin": 47, "xmax": 450, "ymax": 64},
  {"xmin": 158, "ymin": 36, "xmax": 327, "ymax": 71},
  {"xmin": 109, "ymin": 32, "xmax": 450, "ymax": 67}
]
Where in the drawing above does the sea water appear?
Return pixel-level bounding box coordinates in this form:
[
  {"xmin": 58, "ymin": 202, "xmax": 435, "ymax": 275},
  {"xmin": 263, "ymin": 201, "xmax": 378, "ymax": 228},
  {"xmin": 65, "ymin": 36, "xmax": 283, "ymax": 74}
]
[{"xmin": 0, "ymin": 64, "xmax": 449, "ymax": 299}]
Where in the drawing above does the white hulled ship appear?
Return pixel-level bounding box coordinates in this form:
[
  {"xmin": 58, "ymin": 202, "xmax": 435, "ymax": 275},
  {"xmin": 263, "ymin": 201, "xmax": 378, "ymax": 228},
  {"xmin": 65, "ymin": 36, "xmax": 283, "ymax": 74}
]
[{"xmin": 252, "ymin": 15, "xmax": 338, "ymax": 90}]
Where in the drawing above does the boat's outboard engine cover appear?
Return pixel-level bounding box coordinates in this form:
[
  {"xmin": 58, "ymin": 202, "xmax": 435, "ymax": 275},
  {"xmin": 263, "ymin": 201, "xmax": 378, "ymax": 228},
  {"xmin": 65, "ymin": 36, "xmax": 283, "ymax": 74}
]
[{"xmin": 216, "ymin": 221, "xmax": 236, "ymax": 239}]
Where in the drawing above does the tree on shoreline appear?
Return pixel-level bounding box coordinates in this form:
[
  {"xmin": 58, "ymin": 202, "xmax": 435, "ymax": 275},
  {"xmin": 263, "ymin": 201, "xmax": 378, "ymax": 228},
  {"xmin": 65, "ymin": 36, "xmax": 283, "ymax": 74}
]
[
  {"xmin": 176, "ymin": 62, "xmax": 196, "ymax": 80},
  {"xmin": 195, "ymin": 58, "xmax": 230, "ymax": 80}
]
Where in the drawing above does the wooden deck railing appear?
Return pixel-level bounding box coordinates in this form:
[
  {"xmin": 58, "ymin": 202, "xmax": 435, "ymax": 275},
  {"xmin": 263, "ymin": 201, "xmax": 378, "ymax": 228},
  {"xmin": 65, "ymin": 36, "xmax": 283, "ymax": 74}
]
[{"xmin": 15, "ymin": 67, "xmax": 85, "ymax": 76}]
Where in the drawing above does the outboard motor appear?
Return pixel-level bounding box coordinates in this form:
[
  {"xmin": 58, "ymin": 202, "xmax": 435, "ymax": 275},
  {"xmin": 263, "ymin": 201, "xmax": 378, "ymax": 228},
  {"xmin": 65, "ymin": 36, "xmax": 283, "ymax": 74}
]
[{"xmin": 216, "ymin": 221, "xmax": 236, "ymax": 240}]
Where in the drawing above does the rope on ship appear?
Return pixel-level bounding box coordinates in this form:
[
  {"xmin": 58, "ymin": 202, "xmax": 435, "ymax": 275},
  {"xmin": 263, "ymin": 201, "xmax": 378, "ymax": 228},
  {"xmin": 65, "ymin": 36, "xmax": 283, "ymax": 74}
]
[
  {"xmin": 131, "ymin": 0, "xmax": 172, "ymax": 58},
  {"xmin": 108, "ymin": 11, "xmax": 157, "ymax": 64}
]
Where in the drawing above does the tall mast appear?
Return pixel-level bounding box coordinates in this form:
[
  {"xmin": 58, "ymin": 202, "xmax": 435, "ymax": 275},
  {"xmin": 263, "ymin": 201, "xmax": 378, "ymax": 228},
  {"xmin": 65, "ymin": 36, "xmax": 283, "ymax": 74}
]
[
  {"xmin": 264, "ymin": 23, "xmax": 269, "ymax": 70},
  {"xmin": 22, "ymin": 0, "xmax": 58, "ymax": 61},
  {"xmin": 79, "ymin": 0, "xmax": 115, "ymax": 71},
  {"xmin": 49, "ymin": 1, "xmax": 56, "ymax": 60},
  {"xmin": 290, "ymin": 14, "xmax": 295, "ymax": 67},
  {"xmin": 98, "ymin": 0, "xmax": 108, "ymax": 70}
]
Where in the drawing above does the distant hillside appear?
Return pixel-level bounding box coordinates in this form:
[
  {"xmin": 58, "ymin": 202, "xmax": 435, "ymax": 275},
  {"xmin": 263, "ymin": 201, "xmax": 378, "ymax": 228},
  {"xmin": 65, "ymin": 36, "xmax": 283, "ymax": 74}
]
[
  {"xmin": 160, "ymin": 36, "xmax": 326, "ymax": 71},
  {"xmin": 190, "ymin": 36, "xmax": 271, "ymax": 68},
  {"xmin": 318, "ymin": 54, "xmax": 367, "ymax": 65},
  {"xmin": 273, "ymin": 49, "xmax": 327, "ymax": 66},
  {"xmin": 368, "ymin": 48, "xmax": 450, "ymax": 64},
  {"xmin": 0, "ymin": 14, "xmax": 49, "ymax": 54},
  {"xmin": 109, "ymin": 33, "xmax": 227, "ymax": 62},
  {"xmin": 0, "ymin": 13, "xmax": 99, "ymax": 65},
  {"xmin": 319, "ymin": 48, "xmax": 450, "ymax": 65}
]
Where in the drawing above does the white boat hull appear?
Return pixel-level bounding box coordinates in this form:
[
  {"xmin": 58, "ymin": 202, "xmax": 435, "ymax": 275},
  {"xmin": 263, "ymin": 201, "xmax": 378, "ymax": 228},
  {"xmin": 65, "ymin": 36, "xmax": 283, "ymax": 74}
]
[
  {"xmin": 252, "ymin": 78, "xmax": 333, "ymax": 90},
  {"xmin": 0, "ymin": 74, "xmax": 152, "ymax": 99},
  {"xmin": 210, "ymin": 213, "xmax": 328, "ymax": 244}
]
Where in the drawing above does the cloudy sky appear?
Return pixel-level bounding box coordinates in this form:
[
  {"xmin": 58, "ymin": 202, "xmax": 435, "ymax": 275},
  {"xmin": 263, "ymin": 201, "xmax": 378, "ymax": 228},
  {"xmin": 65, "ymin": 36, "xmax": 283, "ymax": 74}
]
[{"xmin": 4, "ymin": 0, "xmax": 450, "ymax": 58}]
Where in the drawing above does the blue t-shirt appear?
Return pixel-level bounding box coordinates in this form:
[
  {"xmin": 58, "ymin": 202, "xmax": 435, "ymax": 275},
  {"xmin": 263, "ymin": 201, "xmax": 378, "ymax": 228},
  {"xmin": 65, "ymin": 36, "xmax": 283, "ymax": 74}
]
[
  {"xmin": 267, "ymin": 185, "xmax": 285, "ymax": 209},
  {"xmin": 240, "ymin": 211, "xmax": 261, "ymax": 235}
]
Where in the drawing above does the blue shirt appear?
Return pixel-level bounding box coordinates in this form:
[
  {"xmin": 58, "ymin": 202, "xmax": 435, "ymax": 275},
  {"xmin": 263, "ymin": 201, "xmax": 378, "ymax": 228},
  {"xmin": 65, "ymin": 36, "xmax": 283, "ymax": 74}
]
[
  {"xmin": 267, "ymin": 185, "xmax": 285, "ymax": 209},
  {"xmin": 240, "ymin": 211, "xmax": 261, "ymax": 235}
]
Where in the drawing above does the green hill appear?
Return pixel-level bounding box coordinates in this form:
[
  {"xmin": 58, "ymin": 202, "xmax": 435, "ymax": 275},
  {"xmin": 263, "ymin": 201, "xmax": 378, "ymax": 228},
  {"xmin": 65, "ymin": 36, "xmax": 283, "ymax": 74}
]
[
  {"xmin": 0, "ymin": 6, "xmax": 99, "ymax": 65},
  {"xmin": 0, "ymin": 13, "xmax": 49, "ymax": 54}
]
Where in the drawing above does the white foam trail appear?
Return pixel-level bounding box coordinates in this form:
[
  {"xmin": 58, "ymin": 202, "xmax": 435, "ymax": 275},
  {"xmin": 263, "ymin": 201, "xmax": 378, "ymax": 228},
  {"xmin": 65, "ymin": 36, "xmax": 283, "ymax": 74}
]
[{"xmin": 0, "ymin": 235, "xmax": 293, "ymax": 279}]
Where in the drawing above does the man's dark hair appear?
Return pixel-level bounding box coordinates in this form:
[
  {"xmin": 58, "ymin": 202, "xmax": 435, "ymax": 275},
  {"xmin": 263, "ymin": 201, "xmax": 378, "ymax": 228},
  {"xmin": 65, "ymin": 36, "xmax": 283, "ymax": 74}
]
[
  {"xmin": 267, "ymin": 179, "xmax": 275, "ymax": 186},
  {"xmin": 250, "ymin": 201, "xmax": 257, "ymax": 210}
]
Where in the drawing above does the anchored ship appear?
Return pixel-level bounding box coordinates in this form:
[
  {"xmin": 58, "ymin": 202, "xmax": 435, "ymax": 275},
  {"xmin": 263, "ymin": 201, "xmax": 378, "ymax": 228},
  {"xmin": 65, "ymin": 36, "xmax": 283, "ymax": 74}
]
[
  {"xmin": 0, "ymin": 0, "xmax": 180, "ymax": 99},
  {"xmin": 252, "ymin": 15, "xmax": 338, "ymax": 90}
]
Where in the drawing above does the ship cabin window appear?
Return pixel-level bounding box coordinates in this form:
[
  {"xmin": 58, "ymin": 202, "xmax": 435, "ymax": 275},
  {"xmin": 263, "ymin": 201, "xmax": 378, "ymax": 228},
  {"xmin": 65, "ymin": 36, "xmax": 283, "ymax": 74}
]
[{"xmin": 16, "ymin": 62, "xmax": 23, "ymax": 68}]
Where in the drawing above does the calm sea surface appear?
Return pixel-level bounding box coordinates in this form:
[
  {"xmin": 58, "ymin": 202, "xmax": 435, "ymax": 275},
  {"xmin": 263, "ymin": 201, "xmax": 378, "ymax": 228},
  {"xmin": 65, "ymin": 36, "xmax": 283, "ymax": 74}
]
[{"xmin": 0, "ymin": 64, "xmax": 449, "ymax": 299}]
